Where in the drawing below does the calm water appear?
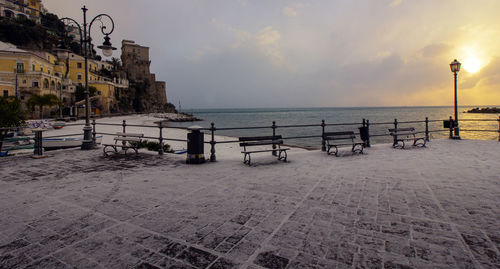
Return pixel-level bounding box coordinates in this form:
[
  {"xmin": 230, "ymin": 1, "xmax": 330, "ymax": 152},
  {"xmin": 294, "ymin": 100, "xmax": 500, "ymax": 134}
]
[{"xmin": 171, "ymin": 106, "xmax": 499, "ymax": 148}]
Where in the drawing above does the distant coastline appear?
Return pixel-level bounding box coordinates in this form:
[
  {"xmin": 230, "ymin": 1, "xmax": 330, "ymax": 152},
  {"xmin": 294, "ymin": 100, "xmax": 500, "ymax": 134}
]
[{"xmin": 466, "ymin": 107, "xmax": 500, "ymax": 114}]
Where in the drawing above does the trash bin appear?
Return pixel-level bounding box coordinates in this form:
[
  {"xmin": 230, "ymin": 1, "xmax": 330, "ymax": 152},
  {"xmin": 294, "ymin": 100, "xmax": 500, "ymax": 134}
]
[
  {"xmin": 186, "ymin": 125, "xmax": 205, "ymax": 164},
  {"xmin": 358, "ymin": 126, "xmax": 369, "ymax": 142}
]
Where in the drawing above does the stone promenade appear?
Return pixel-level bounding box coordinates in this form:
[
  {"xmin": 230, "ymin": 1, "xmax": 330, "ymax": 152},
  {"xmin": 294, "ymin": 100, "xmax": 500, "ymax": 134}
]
[{"xmin": 0, "ymin": 139, "xmax": 499, "ymax": 268}]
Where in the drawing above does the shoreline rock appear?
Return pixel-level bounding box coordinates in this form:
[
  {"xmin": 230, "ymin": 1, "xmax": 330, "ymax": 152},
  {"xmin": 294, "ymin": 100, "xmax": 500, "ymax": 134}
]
[
  {"xmin": 466, "ymin": 107, "xmax": 500, "ymax": 114},
  {"xmin": 149, "ymin": 113, "xmax": 202, "ymax": 122}
]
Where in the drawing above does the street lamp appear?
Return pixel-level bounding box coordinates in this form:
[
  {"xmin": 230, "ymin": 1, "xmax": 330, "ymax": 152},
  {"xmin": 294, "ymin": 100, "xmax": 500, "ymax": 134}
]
[
  {"xmin": 60, "ymin": 6, "xmax": 116, "ymax": 150},
  {"xmin": 450, "ymin": 59, "xmax": 461, "ymax": 139}
]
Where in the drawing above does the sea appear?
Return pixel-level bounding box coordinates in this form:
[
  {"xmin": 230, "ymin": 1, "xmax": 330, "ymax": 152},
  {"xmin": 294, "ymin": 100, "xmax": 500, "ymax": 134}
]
[{"xmin": 170, "ymin": 106, "xmax": 499, "ymax": 149}]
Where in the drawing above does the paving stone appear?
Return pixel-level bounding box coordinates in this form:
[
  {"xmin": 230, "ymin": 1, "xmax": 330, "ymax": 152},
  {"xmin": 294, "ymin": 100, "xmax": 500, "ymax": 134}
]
[
  {"xmin": 0, "ymin": 238, "xmax": 30, "ymax": 255},
  {"xmin": 177, "ymin": 247, "xmax": 218, "ymax": 268},
  {"xmin": 24, "ymin": 256, "xmax": 68, "ymax": 269},
  {"xmin": 159, "ymin": 242, "xmax": 187, "ymax": 258},
  {"xmin": 0, "ymin": 253, "xmax": 33, "ymax": 268},
  {"xmin": 254, "ymin": 251, "xmax": 289, "ymax": 269},
  {"xmin": 207, "ymin": 257, "xmax": 239, "ymax": 269}
]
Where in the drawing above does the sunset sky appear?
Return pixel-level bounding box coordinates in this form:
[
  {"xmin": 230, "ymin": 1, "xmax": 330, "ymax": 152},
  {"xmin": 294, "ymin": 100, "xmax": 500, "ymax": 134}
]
[{"xmin": 44, "ymin": 0, "xmax": 500, "ymax": 109}]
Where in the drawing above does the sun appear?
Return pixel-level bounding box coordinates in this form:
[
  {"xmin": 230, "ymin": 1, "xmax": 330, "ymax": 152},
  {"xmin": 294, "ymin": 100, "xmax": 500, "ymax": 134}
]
[{"xmin": 462, "ymin": 55, "xmax": 482, "ymax": 74}]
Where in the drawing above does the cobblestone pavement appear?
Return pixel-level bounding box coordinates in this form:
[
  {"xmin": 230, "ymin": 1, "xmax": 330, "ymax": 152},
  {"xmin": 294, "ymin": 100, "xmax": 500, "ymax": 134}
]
[{"xmin": 0, "ymin": 140, "xmax": 499, "ymax": 268}]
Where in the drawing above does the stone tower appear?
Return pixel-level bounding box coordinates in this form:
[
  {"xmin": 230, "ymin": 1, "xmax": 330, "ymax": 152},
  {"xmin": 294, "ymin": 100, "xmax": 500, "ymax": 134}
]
[{"xmin": 121, "ymin": 40, "xmax": 167, "ymax": 111}]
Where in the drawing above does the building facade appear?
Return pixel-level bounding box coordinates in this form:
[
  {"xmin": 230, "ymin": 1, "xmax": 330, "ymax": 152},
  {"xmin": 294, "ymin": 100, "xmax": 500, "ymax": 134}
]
[
  {"xmin": 0, "ymin": 0, "xmax": 43, "ymax": 23},
  {"xmin": 0, "ymin": 41, "xmax": 129, "ymax": 116}
]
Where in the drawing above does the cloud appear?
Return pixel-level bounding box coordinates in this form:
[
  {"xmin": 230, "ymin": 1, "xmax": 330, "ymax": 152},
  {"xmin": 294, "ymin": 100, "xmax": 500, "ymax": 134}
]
[
  {"xmin": 389, "ymin": 0, "xmax": 403, "ymax": 7},
  {"xmin": 282, "ymin": 7, "xmax": 297, "ymax": 17},
  {"xmin": 421, "ymin": 43, "xmax": 450, "ymax": 58}
]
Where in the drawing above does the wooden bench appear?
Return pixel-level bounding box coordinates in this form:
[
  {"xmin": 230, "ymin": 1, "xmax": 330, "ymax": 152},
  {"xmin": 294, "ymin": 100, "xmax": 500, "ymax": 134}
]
[
  {"xmin": 388, "ymin": 127, "xmax": 426, "ymax": 149},
  {"xmin": 239, "ymin": 135, "xmax": 290, "ymax": 165},
  {"xmin": 103, "ymin": 132, "xmax": 144, "ymax": 156},
  {"xmin": 323, "ymin": 131, "xmax": 364, "ymax": 156}
]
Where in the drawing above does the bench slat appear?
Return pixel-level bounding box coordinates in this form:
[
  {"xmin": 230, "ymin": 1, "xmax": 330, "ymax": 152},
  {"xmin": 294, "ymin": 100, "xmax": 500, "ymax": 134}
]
[
  {"xmin": 242, "ymin": 148, "xmax": 290, "ymax": 154},
  {"xmin": 115, "ymin": 132, "xmax": 144, "ymax": 137},
  {"xmin": 239, "ymin": 135, "xmax": 282, "ymax": 141},
  {"xmin": 324, "ymin": 135, "xmax": 355, "ymax": 140},
  {"xmin": 324, "ymin": 131, "xmax": 355, "ymax": 136},
  {"xmin": 240, "ymin": 140, "xmax": 283, "ymax": 147},
  {"xmin": 388, "ymin": 128, "xmax": 415, "ymax": 133},
  {"xmin": 114, "ymin": 137, "xmax": 141, "ymax": 142}
]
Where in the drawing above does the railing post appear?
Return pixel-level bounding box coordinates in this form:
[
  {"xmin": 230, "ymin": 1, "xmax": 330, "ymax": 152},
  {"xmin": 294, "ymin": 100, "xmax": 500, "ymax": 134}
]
[
  {"xmin": 498, "ymin": 116, "xmax": 499, "ymax": 142},
  {"xmin": 321, "ymin": 120, "xmax": 326, "ymax": 152},
  {"xmin": 92, "ymin": 117, "xmax": 96, "ymax": 146},
  {"xmin": 393, "ymin": 118, "xmax": 398, "ymax": 147},
  {"xmin": 449, "ymin": 116, "xmax": 453, "ymax": 139},
  {"xmin": 272, "ymin": 121, "xmax": 277, "ymax": 156},
  {"xmin": 366, "ymin": 119, "xmax": 371, "ymax": 147},
  {"xmin": 158, "ymin": 125, "xmax": 164, "ymax": 155},
  {"xmin": 425, "ymin": 117, "xmax": 429, "ymax": 142},
  {"xmin": 210, "ymin": 122, "xmax": 216, "ymax": 162}
]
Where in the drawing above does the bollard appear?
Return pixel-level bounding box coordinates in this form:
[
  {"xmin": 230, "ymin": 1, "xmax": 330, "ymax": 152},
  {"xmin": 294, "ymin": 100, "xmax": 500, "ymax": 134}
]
[
  {"xmin": 321, "ymin": 120, "xmax": 326, "ymax": 151},
  {"xmin": 449, "ymin": 116, "xmax": 453, "ymax": 139},
  {"xmin": 122, "ymin": 120, "xmax": 127, "ymax": 146},
  {"xmin": 210, "ymin": 122, "xmax": 216, "ymax": 162},
  {"xmin": 158, "ymin": 125, "xmax": 164, "ymax": 155},
  {"xmin": 33, "ymin": 129, "xmax": 43, "ymax": 156},
  {"xmin": 393, "ymin": 119, "xmax": 398, "ymax": 147},
  {"xmin": 92, "ymin": 117, "xmax": 96, "ymax": 146},
  {"xmin": 425, "ymin": 117, "xmax": 429, "ymax": 142},
  {"xmin": 366, "ymin": 120, "xmax": 371, "ymax": 147},
  {"xmin": 272, "ymin": 121, "xmax": 277, "ymax": 156}
]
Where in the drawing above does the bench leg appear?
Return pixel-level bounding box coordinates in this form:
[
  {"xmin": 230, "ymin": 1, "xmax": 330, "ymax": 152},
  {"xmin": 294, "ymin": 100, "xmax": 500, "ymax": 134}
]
[
  {"xmin": 103, "ymin": 145, "xmax": 117, "ymax": 157},
  {"xmin": 278, "ymin": 150, "xmax": 287, "ymax": 162},
  {"xmin": 352, "ymin": 144, "xmax": 364, "ymax": 154},
  {"xmin": 414, "ymin": 138, "xmax": 426, "ymax": 147},
  {"xmin": 243, "ymin": 153, "xmax": 251, "ymax": 165}
]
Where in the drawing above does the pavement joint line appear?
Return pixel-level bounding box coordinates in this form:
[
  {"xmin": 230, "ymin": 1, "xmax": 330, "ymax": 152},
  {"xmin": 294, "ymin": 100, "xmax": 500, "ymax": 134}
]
[
  {"xmin": 417, "ymin": 167, "xmax": 484, "ymax": 269},
  {"xmin": 243, "ymin": 175, "xmax": 327, "ymax": 268}
]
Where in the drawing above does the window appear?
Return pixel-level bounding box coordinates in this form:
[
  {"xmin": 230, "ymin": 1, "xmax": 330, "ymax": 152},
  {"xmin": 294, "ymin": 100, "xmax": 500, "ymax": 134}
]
[
  {"xmin": 3, "ymin": 90, "xmax": 8, "ymax": 97},
  {"xmin": 77, "ymin": 62, "xmax": 82, "ymax": 68},
  {"xmin": 22, "ymin": 80, "xmax": 26, "ymax": 84},
  {"xmin": 16, "ymin": 63, "xmax": 24, "ymax": 73},
  {"xmin": 77, "ymin": 73, "xmax": 82, "ymax": 80},
  {"xmin": 21, "ymin": 95, "xmax": 24, "ymax": 100},
  {"xmin": 32, "ymin": 81, "xmax": 39, "ymax": 87},
  {"xmin": 48, "ymin": 70, "xmax": 50, "ymax": 75},
  {"xmin": 32, "ymin": 64, "xmax": 35, "ymax": 71},
  {"xmin": 97, "ymin": 91, "xmax": 102, "ymax": 95}
]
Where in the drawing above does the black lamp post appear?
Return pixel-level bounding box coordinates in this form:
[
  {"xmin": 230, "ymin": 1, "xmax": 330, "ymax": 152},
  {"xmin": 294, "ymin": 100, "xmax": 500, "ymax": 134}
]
[
  {"xmin": 60, "ymin": 6, "xmax": 116, "ymax": 149},
  {"xmin": 449, "ymin": 59, "xmax": 461, "ymax": 139}
]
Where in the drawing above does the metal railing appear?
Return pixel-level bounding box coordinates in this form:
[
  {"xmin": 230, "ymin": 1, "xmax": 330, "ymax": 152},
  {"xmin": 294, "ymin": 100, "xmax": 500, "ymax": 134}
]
[{"xmin": 4, "ymin": 115, "xmax": 499, "ymax": 159}]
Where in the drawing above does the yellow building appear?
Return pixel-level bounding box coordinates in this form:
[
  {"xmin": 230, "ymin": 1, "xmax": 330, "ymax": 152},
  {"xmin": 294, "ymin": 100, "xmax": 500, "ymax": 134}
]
[
  {"xmin": 0, "ymin": 0, "xmax": 43, "ymax": 23},
  {"xmin": 0, "ymin": 42, "xmax": 67, "ymax": 104},
  {"xmin": 0, "ymin": 81, "xmax": 15, "ymax": 97},
  {"xmin": 1, "ymin": 41, "xmax": 129, "ymax": 116}
]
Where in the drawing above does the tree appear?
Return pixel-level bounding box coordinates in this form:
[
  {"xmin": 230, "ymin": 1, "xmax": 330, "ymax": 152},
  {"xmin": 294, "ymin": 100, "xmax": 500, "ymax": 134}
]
[
  {"xmin": 75, "ymin": 85, "xmax": 97, "ymax": 102},
  {"xmin": 27, "ymin": 94, "xmax": 61, "ymax": 119},
  {"xmin": 0, "ymin": 97, "xmax": 26, "ymax": 152}
]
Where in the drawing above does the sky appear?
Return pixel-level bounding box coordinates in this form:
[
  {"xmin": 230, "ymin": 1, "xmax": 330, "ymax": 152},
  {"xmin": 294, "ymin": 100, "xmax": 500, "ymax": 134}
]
[{"xmin": 43, "ymin": 0, "xmax": 500, "ymax": 109}]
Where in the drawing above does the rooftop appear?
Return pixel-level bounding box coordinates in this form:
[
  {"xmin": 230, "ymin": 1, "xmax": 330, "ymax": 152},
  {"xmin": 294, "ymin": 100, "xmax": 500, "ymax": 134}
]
[{"xmin": 0, "ymin": 126, "xmax": 498, "ymax": 268}]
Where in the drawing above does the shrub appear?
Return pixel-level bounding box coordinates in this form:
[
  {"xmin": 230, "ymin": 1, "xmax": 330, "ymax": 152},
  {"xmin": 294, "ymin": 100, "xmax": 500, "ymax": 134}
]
[{"xmin": 131, "ymin": 140, "xmax": 173, "ymax": 153}]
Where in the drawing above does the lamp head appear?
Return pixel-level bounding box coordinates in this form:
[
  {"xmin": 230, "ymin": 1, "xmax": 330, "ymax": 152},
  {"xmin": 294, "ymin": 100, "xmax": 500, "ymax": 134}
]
[
  {"xmin": 450, "ymin": 59, "xmax": 461, "ymax": 73},
  {"xmin": 97, "ymin": 35, "xmax": 116, "ymax": 57}
]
